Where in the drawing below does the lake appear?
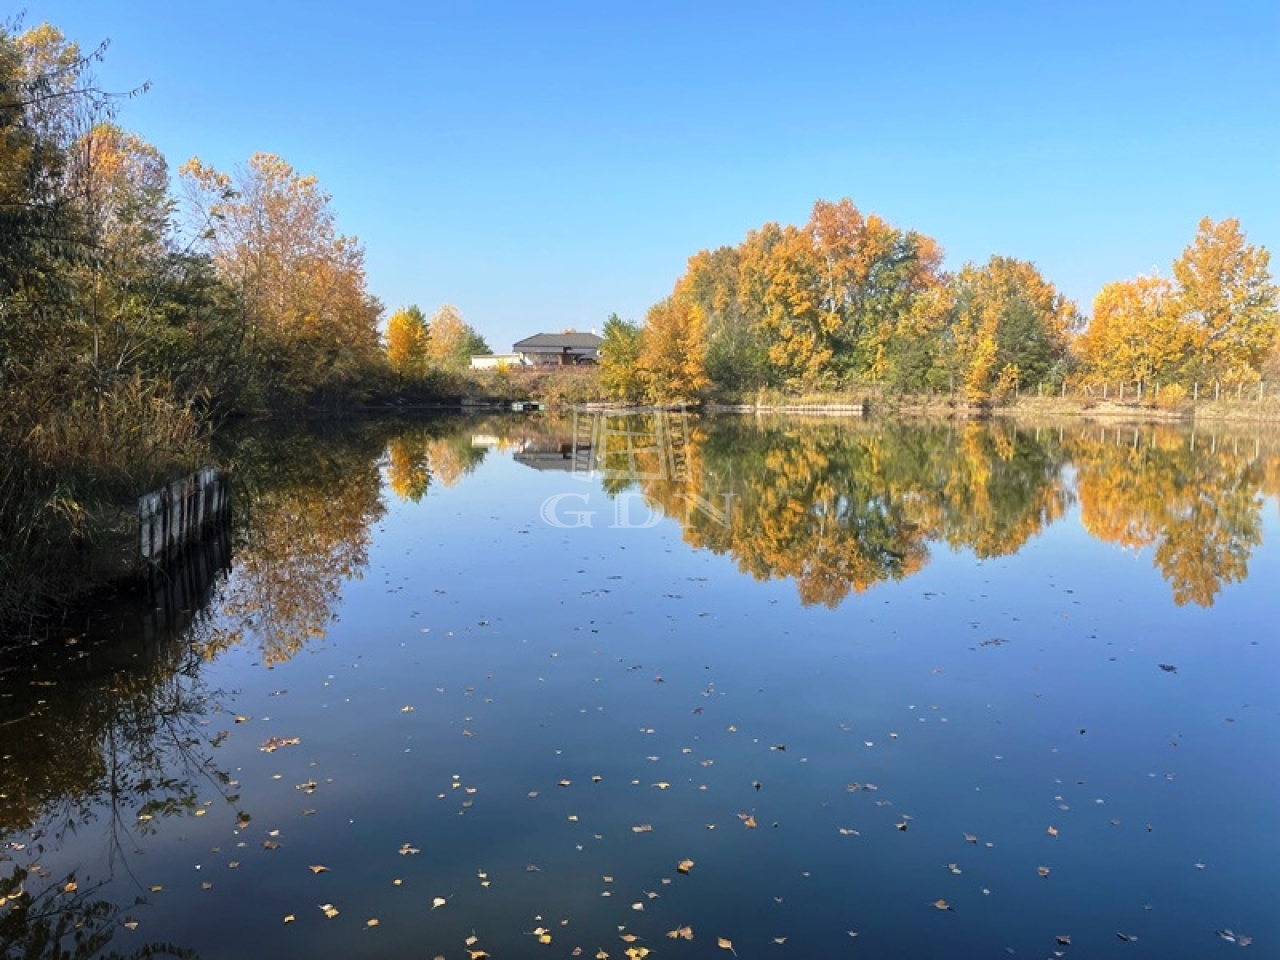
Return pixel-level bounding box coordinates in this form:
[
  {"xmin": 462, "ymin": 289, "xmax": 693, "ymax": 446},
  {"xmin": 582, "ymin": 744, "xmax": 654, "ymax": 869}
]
[{"xmin": 1, "ymin": 412, "xmax": 1277, "ymax": 959}]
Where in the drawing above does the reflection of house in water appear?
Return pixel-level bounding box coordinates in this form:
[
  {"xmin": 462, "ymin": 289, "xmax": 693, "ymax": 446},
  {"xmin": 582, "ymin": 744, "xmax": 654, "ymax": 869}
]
[{"xmin": 471, "ymin": 433, "xmax": 590, "ymax": 473}]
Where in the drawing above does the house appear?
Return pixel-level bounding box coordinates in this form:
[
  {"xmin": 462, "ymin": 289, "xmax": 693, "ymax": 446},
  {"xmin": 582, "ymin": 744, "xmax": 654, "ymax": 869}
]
[
  {"xmin": 512, "ymin": 331, "xmax": 603, "ymax": 367},
  {"xmin": 470, "ymin": 353, "xmax": 523, "ymax": 370}
]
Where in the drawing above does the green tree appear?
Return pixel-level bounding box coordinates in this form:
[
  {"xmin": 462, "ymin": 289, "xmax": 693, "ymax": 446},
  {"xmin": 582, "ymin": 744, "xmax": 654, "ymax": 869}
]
[{"xmin": 599, "ymin": 313, "xmax": 645, "ymax": 400}]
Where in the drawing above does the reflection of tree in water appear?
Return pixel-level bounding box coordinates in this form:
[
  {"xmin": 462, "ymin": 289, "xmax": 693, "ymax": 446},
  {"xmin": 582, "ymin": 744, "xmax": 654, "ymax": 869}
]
[
  {"xmin": 206, "ymin": 428, "xmax": 387, "ymax": 665},
  {"xmin": 1072, "ymin": 425, "xmax": 1271, "ymax": 606},
  {"xmin": 0, "ymin": 632, "xmax": 219, "ymax": 958},
  {"xmin": 385, "ymin": 426, "xmax": 488, "ymax": 501},
  {"xmin": 629, "ymin": 418, "xmax": 1073, "ymax": 608},
  {"xmin": 611, "ymin": 416, "xmax": 1279, "ymax": 609},
  {"xmin": 0, "ymin": 863, "xmax": 196, "ymax": 959},
  {"xmin": 905, "ymin": 422, "xmax": 1073, "ymax": 559}
]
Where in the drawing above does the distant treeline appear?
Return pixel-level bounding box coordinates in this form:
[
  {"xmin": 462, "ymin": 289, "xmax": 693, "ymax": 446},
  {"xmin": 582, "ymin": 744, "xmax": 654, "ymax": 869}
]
[{"xmin": 599, "ymin": 200, "xmax": 1279, "ymax": 405}]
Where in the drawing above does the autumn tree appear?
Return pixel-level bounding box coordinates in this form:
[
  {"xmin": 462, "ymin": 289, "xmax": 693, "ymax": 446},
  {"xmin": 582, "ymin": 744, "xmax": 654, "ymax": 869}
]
[
  {"xmin": 599, "ymin": 313, "xmax": 645, "ymax": 400},
  {"xmin": 182, "ymin": 152, "xmax": 383, "ymax": 408},
  {"xmin": 738, "ymin": 221, "xmax": 833, "ymax": 387},
  {"xmin": 946, "ymin": 256, "xmax": 1078, "ymax": 403},
  {"xmin": 1077, "ymin": 274, "xmax": 1188, "ymax": 387},
  {"xmin": 423, "ymin": 304, "xmax": 487, "ymax": 370},
  {"xmin": 1171, "ymin": 217, "xmax": 1278, "ymax": 382},
  {"xmin": 385, "ymin": 304, "xmax": 429, "ymax": 379},
  {"xmin": 806, "ymin": 198, "xmax": 944, "ymax": 379},
  {"xmin": 637, "ymin": 289, "xmax": 708, "ymax": 402},
  {"xmin": 684, "ymin": 247, "xmax": 771, "ymax": 394}
]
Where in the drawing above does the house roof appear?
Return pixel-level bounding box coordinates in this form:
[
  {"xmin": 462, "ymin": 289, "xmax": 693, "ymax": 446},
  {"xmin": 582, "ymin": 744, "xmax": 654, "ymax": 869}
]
[{"xmin": 512, "ymin": 332, "xmax": 603, "ymax": 351}]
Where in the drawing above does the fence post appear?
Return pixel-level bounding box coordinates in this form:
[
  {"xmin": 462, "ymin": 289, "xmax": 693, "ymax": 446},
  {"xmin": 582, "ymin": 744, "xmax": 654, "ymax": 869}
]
[
  {"xmin": 1193, "ymin": 382, "xmax": 1199, "ymax": 402},
  {"xmin": 1119, "ymin": 382, "xmax": 1125, "ymax": 401},
  {"xmin": 1215, "ymin": 380, "xmax": 1220, "ymax": 401}
]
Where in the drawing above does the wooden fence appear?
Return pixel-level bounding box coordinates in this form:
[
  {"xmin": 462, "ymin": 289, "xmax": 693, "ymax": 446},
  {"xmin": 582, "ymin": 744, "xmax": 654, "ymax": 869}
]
[{"xmin": 138, "ymin": 466, "xmax": 230, "ymax": 568}]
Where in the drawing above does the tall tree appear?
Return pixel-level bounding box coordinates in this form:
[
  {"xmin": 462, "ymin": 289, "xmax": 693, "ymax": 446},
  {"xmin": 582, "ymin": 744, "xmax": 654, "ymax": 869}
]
[
  {"xmin": 423, "ymin": 304, "xmax": 484, "ymax": 370},
  {"xmin": 638, "ymin": 291, "xmax": 708, "ymax": 402},
  {"xmin": 598, "ymin": 313, "xmax": 645, "ymax": 400},
  {"xmin": 1172, "ymin": 217, "xmax": 1278, "ymax": 381},
  {"xmin": 181, "ymin": 152, "xmax": 383, "ymax": 407},
  {"xmin": 946, "ymin": 256, "xmax": 1077, "ymax": 403},
  {"xmin": 385, "ymin": 304, "xmax": 429, "ymax": 379},
  {"xmin": 1077, "ymin": 274, "xmax": 1188, "ymax": 386}
]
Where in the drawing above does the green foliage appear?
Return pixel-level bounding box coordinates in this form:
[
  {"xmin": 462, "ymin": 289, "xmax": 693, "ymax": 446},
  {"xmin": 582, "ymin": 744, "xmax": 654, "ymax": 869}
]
[{"xmin": 599, "ymin": 313, "xmax": 645, "ymax": 400}]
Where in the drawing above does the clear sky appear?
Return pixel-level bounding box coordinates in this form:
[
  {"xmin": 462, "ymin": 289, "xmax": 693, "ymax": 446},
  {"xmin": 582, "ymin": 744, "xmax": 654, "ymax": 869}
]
[{"xmin": 29, "ymin": 0, "xmax": 1280, "ymax": 351}]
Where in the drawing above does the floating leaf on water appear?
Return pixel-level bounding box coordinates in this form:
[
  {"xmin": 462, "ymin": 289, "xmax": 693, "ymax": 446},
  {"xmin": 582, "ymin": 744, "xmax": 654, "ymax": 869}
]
[
  {"xmin": 632, "ymin": 824, "xmax": 653, "ymax": 834},
  {"xmin": 123, "ymin": 920, "xmax": 139, "ymax": 931},
  {"xmin": 653, "ymin": 782, "xmax": 670, "ymax": 790},
  {"xmin": 666, "ymin": 926, "xmax": 693, "ymax": 940},
  {"xmin": 1047, "ymin": 826, "xmax": 1059, "ymax": 837},
  {"xmin": 631, "ymin": 902, "xmax": 644, "ymax": 911},
  {"xmin": 718, "ymin": 937, "xmax": 737, "ymax": 955},
  {"xmin": 619, "ymin": 934, "xmax": 641, "ymax": 943},
  {"xmin": 596, "ymin": 951, "xmax": 609, "ymax": 960},
  {"xmin": 1056, "ymin": 935, "xmax": 1071, "ymax": 945},
  {"xmin": 62, "ymin": 881, "xmax": 77, "ymax": 893},
  {"xmin": 283, "ymin": 915, "xmax": 294, "ymax": 923},
  {"xmin": 432, "ymin": 897, "xmax": 447, "ymax": 909},
  {"xmin": 1037, "ymin": 866, "xmax": 1051, "ymax": 878},
  {"xmin": 308, "ymin": 865, "xmax": 329, "ymax": 874},
  {"xmin": 262, "ymin": 840, "xmax": 281, "ymax": 850},
  {"xmin": 319, "ymin": 903, "xmax": 339, "ymax": 918},
  {"xmin": 933, "ymin": 899, "xmax": 954, "ymax": 911},
  {"xmin": 367, "ymin": 918, "xmax": 380, "ymax": 927},
  {"xmin": 677, "ymin": 859, "xmax": 694, "ymax": 874},
  {"xmin": 1115, "ymin": 932, "xmax": 1138, "ymax": 942}
]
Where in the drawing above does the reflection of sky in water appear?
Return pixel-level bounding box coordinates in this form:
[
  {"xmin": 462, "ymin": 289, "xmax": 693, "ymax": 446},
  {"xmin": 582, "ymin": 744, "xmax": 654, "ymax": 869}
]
[{"xmin": 2, "ymin": 416, "xmax": 1277, "ymax": 959}]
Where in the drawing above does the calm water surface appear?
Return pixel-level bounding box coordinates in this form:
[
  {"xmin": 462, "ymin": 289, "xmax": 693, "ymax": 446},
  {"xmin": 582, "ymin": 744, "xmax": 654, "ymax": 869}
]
[{"xmin": 2, "ymin": 414, "xmax": 1277, "ymax": 959}]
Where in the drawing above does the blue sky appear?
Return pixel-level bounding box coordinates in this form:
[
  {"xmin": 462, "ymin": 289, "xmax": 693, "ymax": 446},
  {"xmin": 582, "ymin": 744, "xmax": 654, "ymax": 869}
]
[{"xmin": 30, "ymin": 0, "xmax": 1280, "ymax": 351}]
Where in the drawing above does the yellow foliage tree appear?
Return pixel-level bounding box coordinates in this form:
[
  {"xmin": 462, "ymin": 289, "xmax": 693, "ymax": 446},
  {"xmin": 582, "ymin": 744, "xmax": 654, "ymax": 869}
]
[
  {"xmin": 947, "ymin": 257, "xmax": 1077, "ymax": 403},
  {"xmin": 638, "ymin": 289, "xmax": 708, "ymax": 402},
  {"xmin": 385, "ymin": 305, "xmax": 429, "ymax": 379},
  {"xmin": 181, "ymin": 153, "xmax": 383, "ymax": 406},
  {"xmin": 1077, "ymin": 274, "xmax": 1187, "ymax": 386},
  {"xmin": 1172, "ymin": 217, "xmax": 1278, "ymax": 382}
]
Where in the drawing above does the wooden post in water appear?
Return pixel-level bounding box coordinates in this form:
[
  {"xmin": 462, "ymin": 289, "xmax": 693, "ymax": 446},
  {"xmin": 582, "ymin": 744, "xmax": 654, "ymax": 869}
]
[{"xmin": 138, "ymin": 467, "xmax": 229, "ymax": 570}]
